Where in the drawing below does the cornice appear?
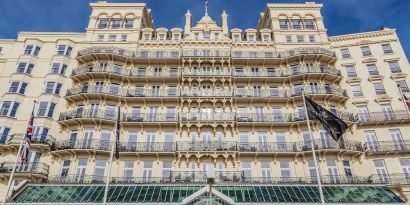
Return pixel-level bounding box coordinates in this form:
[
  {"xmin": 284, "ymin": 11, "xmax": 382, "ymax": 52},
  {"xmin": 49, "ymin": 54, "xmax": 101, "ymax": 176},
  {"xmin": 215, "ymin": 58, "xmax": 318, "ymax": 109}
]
[{"xmin": 328, "ymin": 29, "xmax": 396, "ymax": 42}]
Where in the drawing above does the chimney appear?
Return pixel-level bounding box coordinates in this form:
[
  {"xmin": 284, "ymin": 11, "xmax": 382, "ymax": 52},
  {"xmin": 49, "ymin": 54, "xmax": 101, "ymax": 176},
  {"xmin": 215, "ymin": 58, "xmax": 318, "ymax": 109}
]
[
  {"xmin": 184, "ymin": 10, "xmax": 192, "ymax": 35},
  {"xmin": 221, "ymin": 10, "xmax": 228, "ymax": 35}
]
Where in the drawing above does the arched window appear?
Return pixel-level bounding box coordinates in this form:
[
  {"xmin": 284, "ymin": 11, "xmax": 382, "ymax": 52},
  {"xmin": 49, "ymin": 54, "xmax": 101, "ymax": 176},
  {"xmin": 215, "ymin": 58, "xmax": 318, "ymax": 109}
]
[
  {"xmin": 291, "ymin": 15, "xmax": 302, "ymax": 30},
  {"xmin": 278, "ymin": 15, "xmax": 289, "ymax": 30},
  {"xmin": 304, "ymin": 15, "xmax": 316, "ymax": 30}
]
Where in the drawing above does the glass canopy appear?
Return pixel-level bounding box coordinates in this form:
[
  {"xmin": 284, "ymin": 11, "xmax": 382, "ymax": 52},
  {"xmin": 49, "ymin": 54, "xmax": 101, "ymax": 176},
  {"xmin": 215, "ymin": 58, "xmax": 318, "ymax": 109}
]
[{"xmin": 9, "ymin": 184, "xmax": 404, "ymax": 204}]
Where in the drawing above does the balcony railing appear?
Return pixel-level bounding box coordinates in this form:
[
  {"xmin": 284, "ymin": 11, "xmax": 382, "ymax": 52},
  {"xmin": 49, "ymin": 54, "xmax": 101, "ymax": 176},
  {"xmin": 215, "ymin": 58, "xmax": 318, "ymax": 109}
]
[
  {"xmin": 180, "ymin": 113, "xmax": 235, "ymax": 121},
  {"xmin": 234, "ymin": 86, "xmax": 347, "ymax": 98},
  {"xmin": 358, "ymin": 110, "xmax": 410, "ymax": 123},
  {"xmin": 72, "ymin": 66, "xmax": 180, "ymax": 78},
  {"xmin": 182, "ymin": 50, "xmax": 231, "ymax": 57},
  {"xmin": 52, "ymin": 139, "xmax": 111, "ymax": 151},
  {"xmin": 126, "ymin": 88, "xmax": 179, "ymax": 98},
  {"xmin": 67, "ymin": 86, "xmax": 180, "ymax": 98},
  {"xmin": 231, "ymin": 47, "xmax": 336, "ymax": 59},
  {"xmin": 233, "ymin": 67, "xmax": 341, "ymax": 77},
  {"xmin": 78, "ymin": 47, "xmax": 134, "ymax": 57},
  {"xmin": 66, "ymin": 85, "xmax": 124, "ymax": 97},
  {"xmin": 176, "ymin": 141, "xmax": 237, "ymax": 152},
  {"xmin": 364, "ymin": 140, "xmax": 410, "ymax": 152},
  {"xmin": 0, "ymin": 162, "xmax": 49, "ymax": 176},
  {"xmin": 122, "ymin": 113, "xmax": 177, "ymax": 122},
  {"xmin": 135, "ymin": 50, "xmax": 181, "ymax": 58},
  {"xmin": 118, "ymin": 142, "xmax": 176, "ymax": 152},
  {"xmin": 1, "ymin": 134, "xmax": 55, "ymax": 146},
  {"xmin": 369, "ymin": 173, "xmax": 410, "ymax": 185},
  {"xmin": 181, "ymin": 90, "xmax": 233, "ymax": 97},
  {"xmin": 181, "ymin": 69, "xmax": 231, "ymax": 76},
  {"xmin": 59, "ymin": 109, "xmax": 117, "ymax": 121},
  {"xmin": 239, "ymin": 140, "xmax": 363, "ymax": 153},
  {"xmin": 236, "ymin": 113, "xmax": 306, "ymax": 123}
]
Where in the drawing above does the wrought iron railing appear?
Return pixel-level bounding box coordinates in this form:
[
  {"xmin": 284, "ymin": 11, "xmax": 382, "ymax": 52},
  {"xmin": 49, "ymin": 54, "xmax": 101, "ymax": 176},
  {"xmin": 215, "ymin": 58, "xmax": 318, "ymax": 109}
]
[
  {"xmin": 122, "ymin": 113, "xmax": 177, "ymax": 122},
  {"xmin": 1, "ymin": 134, "xmax": 55, "ymax": 146},
  {"xmin": 52, "ymin": 139, "xmax": 111, "ymax": 151},
  {"xmin": 358, "ymin": 111, "xmax": 410, "ymax": 123},
  {"xmin": 180, "ymin": 89, "xmax": 233, "ymax": 97},
  {"xmin": 0, "ymin": 162, "xmax": 49, "ymax": 176},
  {"xmin": 176, "ymin": 141, "xmax": 237, "ymax": 152},
  {"xmin": 59, "ymin": 109, "xmax": 118, "ymax": 121},
  {"xmin": 179, "ymin": 113, "xmax": 235, "ymax": 121},
  {"xmin": 117, "ymin": 142, "xmax": 176, "ymax": 152},
  {"xmin": 364, "ymin": 140, "xmax": 410, "ymax": 152}
]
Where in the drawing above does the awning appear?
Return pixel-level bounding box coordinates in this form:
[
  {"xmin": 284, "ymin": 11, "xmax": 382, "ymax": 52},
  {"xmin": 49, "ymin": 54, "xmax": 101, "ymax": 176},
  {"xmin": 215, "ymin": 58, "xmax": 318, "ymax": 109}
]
[{"xmin": 8, "ymin": 184, "xmax": 405, "ymax": 204}]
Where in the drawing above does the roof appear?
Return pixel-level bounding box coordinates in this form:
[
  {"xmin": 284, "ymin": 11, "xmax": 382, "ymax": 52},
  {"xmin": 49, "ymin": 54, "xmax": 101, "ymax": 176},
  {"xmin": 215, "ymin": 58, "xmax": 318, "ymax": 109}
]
[{"xmin": 8, "ymin": 184, "xmax": 404, "ymax": 204}]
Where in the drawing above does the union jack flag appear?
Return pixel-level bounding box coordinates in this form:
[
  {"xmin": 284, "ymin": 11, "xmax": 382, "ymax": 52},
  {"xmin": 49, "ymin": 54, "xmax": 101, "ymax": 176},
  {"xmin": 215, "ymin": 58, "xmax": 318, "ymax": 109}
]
[
  {"xmin": 21, "ymin": 109, "xmax": 34, "ymax": 164},
  {"xmin": 404, "ymin": 94, "xmax": 410, "ymax": 109}
]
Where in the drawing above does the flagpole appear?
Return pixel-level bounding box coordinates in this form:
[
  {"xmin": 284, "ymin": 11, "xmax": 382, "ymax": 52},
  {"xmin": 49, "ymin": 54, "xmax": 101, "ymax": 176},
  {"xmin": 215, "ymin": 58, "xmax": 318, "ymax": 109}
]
[
  {"xmin": 2, "ymin": 101, "xmax": 36, "ymax": 205},
  {"xmin": 302, "ymin": 92, "xmax": 325, "ymax": 205},
  {"xmin": 205, "ymin": 0, "xmax": 208, "ymax": 16},
  {"xmin": 397, "ymin": 85, "xmax": 410, "ymax": 118},
  {"xmin": 102, "ymin": 106, "xmax": 120, "ymax": 205}
]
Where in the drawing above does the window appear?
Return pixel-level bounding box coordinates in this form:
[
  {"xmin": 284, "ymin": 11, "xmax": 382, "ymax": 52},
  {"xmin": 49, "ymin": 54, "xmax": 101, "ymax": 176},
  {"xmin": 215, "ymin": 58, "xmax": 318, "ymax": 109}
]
[
  {"xmin": 97, "ymin": 34, "xmax": 104, "ymax": 42},
  {"xmin": 0, "ymin": 101, "xmax": 20, "ymax": 117},
  {"xmin": 280, "ymin": 161, "xmax": 291, "ymax": 180},
  {"xmin": 173, "ymin": 34, "xmax": 180, "ymax": 41},
  {"xmin": 260, "ymin": 161, "xmax": 271, "ymax": 182},
  {"xmin": 8, "ymin": 81, "xmax": 27, "ymax": 95},
  {"xmin": 111, "ymin": 19, "xmax": 122, "ymax": 29},
  {"xmin": 305, "ymin": 19, "xmax": 315, "ymax": 29},
  {"xmin": 248, "ymin": 34, "xmax": 255, "ymax": 42},
  {"xmin": 361, "ymin": 46, "xmax": 372, "ymax": 56},
  {"xmin": 56, "ymin": 45, "xmax": 72, "ymax": 56},
  {"xmin": 50, "ymin": 62, "xmax": 67, "ymax": 75},
  {"xmin": 279, "ymin": 19, "xmax": 288, "ymax": 29},
  {"xmin": 0, "ymin": 126, "xmax": 11, "ymax": 144},
  {"xmin": 263, "ymin": 34, "xmax": 270, "ymax": 42},
  {"xmin": 98, "ymin": 19, "xmax": 108, "ymax": 29},
  {"xmin": 16, "ymin": 62, "xmax": 34, "ymax": 74},
  {"xmin": 143, "ymin": 161, "xmax": 153, "ymax": 181},
  {"xmin": 158, "ymin": 34, "xmax": 165, "ymax": 41},
  {"xmin": 390, "ymin": 129, "xmax": 405, "ymax": 151},
  {"xmin": 381, "ymin": 104, "xmax": 395, "ymax": 120},
  {"xmin": 143, "ymin": 34, "xmax": 150, "ymax": 41},
  {"xmin": 286, "ymin": 35, "xmax": 292, "ymax": 43},
  {"xmin": 241, "ymin": 161, "xmax": 251, "ymax": 179},
  {"xmin": 36, "ymin": 101, "xmax": 56, "ymax": 118},
  {"xmin": 162, "ymin": 161, "xmax": 172, "ymax": 179},
  {"xmin": 373, "ymin": 82, "xmax": 386, "ymax": 95},
  {"xmin": 296, "ymin": 35, "xmax": 304, "ymax": 43},
  {"xmin": 309, "ymin": 35, "xmax": 315, "ymax": 42},
  {"xmin": 108, "ymin": 35, "xmax": 116, "ymax": 42},
  {"xmin": 233, "ymin": 34, "xmax": 240, "ymax": 42},
  {"xmin": 345, "ymin": 65, "xmax": 357, "ymax": 77},
  {"xmin": 382, "ymin": 43, "xmax": 393, "ymax": 54},
  {"xmin": 307, "ymin": 160, "xmax": 317, "ymax": 179},
  {"xmin": 76, "ymin": 159, "xmax": 87, "ymax": 182},
  {"xmin": 367, "ymin": 64, "xmax": 379, "ymax": 75},
  {"xmin": 44, "ymin": 82, "xmax": 62, "ymax": 95},
  {"xmin": 203, "ymin": 32, "xmax": 210, "ymax": 40},
  {"xmin": 399, "ymin": 159, "xmax": 410, "ymax": 177},
  {"xmin": 33, "ymin": 126, "xmax": 49, "ymax": 142},
  {"xmin": 327, "ymin": 160, "xmax": 339, "ymax": 183},
  {"xmin": 343, "ymin": 160, "xmax": 353, "ymax": 178},
  {"xmin": 374, "ymin": 159, "xmax": 389, "ymax": 182},
  {"xmin": 0, "ymin": 47, "xmax": 2, "ymax": 54},
  {"xmin": 124, "ymin": 161, "xmax": 134, "ymax": 179},
  {"xmin": 351, "ymin": 85, "xmax": 363, "ymax": 96},
  {"xmin": 24, "ymin": 45, "xmax": 41, "ymax": 56},
  {"xmin": 121, "ymin": 34, "xmax": 127, "ymax": 42},
  {"xmin": 396, "ymin": 80, "xmax": 409, "ymax": 92},
  {"xmin": 60, "ymin": 160, "xmax": 70, "ymax": 177},
  {"xmin": 291, "ymin": 19, "xmax": 301, "ymax": 29},
  {"xmin": 357, "ymin": 106, "xmax": 370, "ymax": 122},
  {"xmin": 94, "ymin": 159, "xmax": 106, "ymax": 181},
  {"xmin": 340, "ymin": 48, "xmax": 351, "ymax": 58},
  {"xmin": 388, "ymin": 61, "xmax": 401, "ymax": 73},
  {"xmin": 124, "ymin": 19, "xmax": 134, "ymax": 29}
]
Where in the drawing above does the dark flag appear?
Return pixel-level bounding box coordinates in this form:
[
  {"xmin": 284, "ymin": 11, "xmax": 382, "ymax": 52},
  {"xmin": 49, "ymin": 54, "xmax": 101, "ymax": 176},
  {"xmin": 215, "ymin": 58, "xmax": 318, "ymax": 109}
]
[
  {"xmin": 115, "ymin": 107, "xmax": 121, "ymax": 159},
  {"xmin": 305, "ymin": 97, "xmax": 347, "ymax": 141}
]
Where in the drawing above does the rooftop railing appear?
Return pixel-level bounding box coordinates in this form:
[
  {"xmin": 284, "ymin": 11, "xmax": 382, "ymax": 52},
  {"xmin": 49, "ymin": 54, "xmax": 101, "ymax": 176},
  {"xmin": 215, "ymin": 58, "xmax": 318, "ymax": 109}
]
[{"xmin": 0, "ymin": 162, "xmax": 49, "ymax": 176}]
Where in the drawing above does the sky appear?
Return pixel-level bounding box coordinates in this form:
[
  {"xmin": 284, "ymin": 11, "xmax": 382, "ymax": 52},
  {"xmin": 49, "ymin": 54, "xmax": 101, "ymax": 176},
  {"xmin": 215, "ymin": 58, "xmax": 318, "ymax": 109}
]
[{"xmin": 0, "ymin": 0, "xmax": 409, "ymax": 59}]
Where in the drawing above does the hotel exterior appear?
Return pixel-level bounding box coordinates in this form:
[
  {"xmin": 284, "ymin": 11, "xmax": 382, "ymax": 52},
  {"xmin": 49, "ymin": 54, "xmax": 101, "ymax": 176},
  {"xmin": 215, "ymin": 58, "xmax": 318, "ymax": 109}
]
[{"xmin": 0, "ymin": 1, "xmax": 410, "ymax": 204}]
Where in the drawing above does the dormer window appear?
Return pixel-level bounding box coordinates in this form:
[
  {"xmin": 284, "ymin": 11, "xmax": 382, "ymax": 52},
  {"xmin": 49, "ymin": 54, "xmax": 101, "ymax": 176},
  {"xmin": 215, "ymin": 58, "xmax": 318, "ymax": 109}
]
[
  {"xmin": 263, "ymin": 35, "xmax": 270, "ymax": 42},
  {"xmin": 158, "ymin": 34, "xmax": 165, "ymax": 41},
  {"xmin": 248, "ymin": 34, "xmax": 255, "ymax": 42},
  {"xmin": 203, "ymin": 32, "xmax": 210, "ymax": 40},
  {"xmin": 143, "ymin": 34, "xmax": 150, "ymax": 41},
  {"xmin": 173, "ymin": 34, "xmax": 180, "ymax": 41},
  {"xmin": 111, "ymin": 19, "xmax": 122, "ymax": 29},
  {"xmin": 214, "ymin": 33, "xmax": 219, "ymax": 40},
  {"xmin": 233, "ymin": 34, "xmax": 240, "ymax": 42},
  {"xmin": 195, "ymin": 33, "xmax": 199, "ymax": 40},
  {"xmin": 124, "ymin": 19, "xmax": 134, "ymax": 29},
  {"xmin": 98, "ymin": 19, "xmax": 108, "ymax": 29}
]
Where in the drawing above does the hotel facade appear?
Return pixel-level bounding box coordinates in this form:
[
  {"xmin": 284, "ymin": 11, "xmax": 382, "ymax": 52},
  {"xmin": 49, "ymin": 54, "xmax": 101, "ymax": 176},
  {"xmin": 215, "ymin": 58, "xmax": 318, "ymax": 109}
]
[{"xmin": 0, "ymin": 1, "xmax": 410, "ymax": 204}]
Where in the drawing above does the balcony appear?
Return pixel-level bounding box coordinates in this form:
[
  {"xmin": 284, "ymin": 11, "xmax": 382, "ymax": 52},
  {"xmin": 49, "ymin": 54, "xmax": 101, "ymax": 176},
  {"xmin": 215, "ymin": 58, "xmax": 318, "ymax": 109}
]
[
  {"xmin": 179, "ymin": 113, "xmax": 235, "ymax": 122},
  {"xmin": 235, "ymin": 113, "xmax": 305, "ymax": 124},
  {"xmin": 1, "ymin": 134, "xmax": 55, "ymax": 147},
  {"xmin": 51, "ymin": 139, "xmax": 111, "ymax": 152},
  {"xmin": 239, "ymin": 140, "xmax": 363, "ymax": 153},
  {"xmin": 369, "ymin": 173, "xmax": 410, "ymax": 186},
  {"xmin": 182, "ymin": 50, "xmax": 230, "ymax": 58},
  {"xmin": 181, "ymin": 69, "xmax": 231, "ymax": 77},
  {"xmin": 135, "ymin": 50, "xmax": 181, "ymax": 59},
  {"xmin": 364, "ymin": 140, "xmax": 410, "ymax": 153},
  {"xmin": 181, "ymin": 89, "xmax": 233, "ymax": 98},
  {"xmin": 176, "ymin": 141, "xmax": 237, "ymax": 152},
  {"xmin": 0, "ymin": 162, "xmax": 49, "ymax": 177},
  {"xmin": 58, "ymin": 109, "xmax": 117, "ymax": 125},
  {"xmin": 357, "ymin": 110, "xmax": 410, "ymax": 125},
  {"xmin": 118, "ymin": 142, "xmax": 176, "ymax": 152},
  {"xmin": 122, "ymin": 113, "xmax": 177, "ymax": 124}
]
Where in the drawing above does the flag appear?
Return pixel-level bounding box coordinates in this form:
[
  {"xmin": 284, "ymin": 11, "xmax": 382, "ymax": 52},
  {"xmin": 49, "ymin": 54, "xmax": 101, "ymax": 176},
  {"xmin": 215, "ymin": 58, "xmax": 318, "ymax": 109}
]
[
  {"xmin": 403, "ymin": 94, "xmax": 410, "ymax": 109},
  {"xmin": 205, "ymin": 0, "xmax": 208, "ymax": 6},
  {"xmin": 115, "ymin": 107, "xmax": 121, "ymax": 159},
  {"xmin": 21, "ymin": 108, "xmax": 34, "ymax": 164},
  {"xmin": 305, "ymin": 97, "xmax": 347, "ymax": 141}
]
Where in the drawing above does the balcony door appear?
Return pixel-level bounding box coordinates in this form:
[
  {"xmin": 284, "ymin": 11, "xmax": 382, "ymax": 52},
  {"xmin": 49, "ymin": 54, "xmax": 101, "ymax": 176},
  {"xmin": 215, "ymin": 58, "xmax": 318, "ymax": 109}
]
[
  {"xmin": 310, "ymin": 82, "xmax": 319, "ymax": 94},
  {"xmin": 146, "ymin": 132, "xmax": 156, "ymax": 151},
  {"xmin": 261, "ymin": 161, "xmax": 271, "ymax": 182},
  {"xmin": 255, "ymin": 107, "xmax": 264, "ymax": 121},
  {"xmin": 75, "ymin": 159, "xmax": 87, "ymax": 182},
  {"xmin": 149, "ymin": 107, "xmax": 158, "ymax": 121},
  {"xmin": 202, "ymin": 85, "xmax": 211, "ymax": 96},
  {"xmin": 272, "ymin": 108, "xmax": 282, "ymax": 121},
  {"xmin": 357, "ymin": 106, "xmax": 370, "ymax": 122},
  {"xmin": 258, "ymin": 132, "xmax": 268, "ymax": 151},
  {"xmin": 400, "ymin": 159, "xmax": 410, "ymax": 181},
  {"xmin": 374, "ymin": 160, "xmax": 389, "ymax": 183},
  {"xmin": 105, "ymin": 105, "xmax": 116, "ymax": 120},
  {"xmin": 253, "ymin": 85, "xmax": 262, "ymax": 97},
  {"xmin": 327, "ymin": 160, "xmax": 339, "ymax": 183},
  {"xmin": 153, "ymin": 68, "xmax": 162, "ymax": 77},
  {"xmin": 131, "ymin": 107, "xmax": 141, "ymax": 120},
  {"xmin": 94, "ymin": 82, "xmax": 104, "ymax": 93},
  {"xmin": 109, "ymin": 83, "xmax": 120, "ymax": 96},
  {"xmin": 76, "ymin": 105, "xmax": 84, "ymax": 118},
  {"xmin": 152, "ymin": 85, "xmax": 160, "ymax": 97},
  {"xmin": 381, "ymin": 104, "xmax": 395, "ymax": 120},
  {"xmin": 100, "ymin": 129, "xmax": 111, "ymax": 150},
  {"xmin": 319, "ymin": 130, "xmax": 332, "ymax": 149},
  {"xmin": 202, "ymin": 67, "xmax": 211, "ymax": 75},
  {"xmin": 69, "ymin": 131, "xmax": 78, "ymax": 148},
  {"xmin": 390, "ymin": 129, "xmax": 405, "ymax": 151},
  {"xmin": 202, "ymin": 131, "xmax": 212, "ymax": 151},
  {"xmin": 276, "ymin": 132, "xmax": 286, "ymax": 151},
  {"xmin": 201, "ymin": 107, "xmax": 212, "ymax": 121},
  {"xmin": 365, "ymin": 131, "xmax": 379, "ymax": 151},
  {"xmin": 82, "ymin": 129, "xmax": 94, "ymax": 149},
  {"xmin": 201, "ymin": 161, "xmax": 214, "ymax": 180},
  {"xmin": 90, "ymin": 103, "xmax": 99, "ymax": 118},
  {"xmin": 142, "ymin": 161, "xmax": 153, "ymax": 182},
  {"xmin": 166, "ymin": 107, "xmax": 176, "ymax": 121}
]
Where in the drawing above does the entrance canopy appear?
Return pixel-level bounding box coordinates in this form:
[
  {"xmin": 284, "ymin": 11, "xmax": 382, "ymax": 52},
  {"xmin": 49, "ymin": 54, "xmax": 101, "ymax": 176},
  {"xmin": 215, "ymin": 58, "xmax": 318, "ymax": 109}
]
[{"xmin": 8, "ymin": 184, "xmax": 404, "ymax": 204}]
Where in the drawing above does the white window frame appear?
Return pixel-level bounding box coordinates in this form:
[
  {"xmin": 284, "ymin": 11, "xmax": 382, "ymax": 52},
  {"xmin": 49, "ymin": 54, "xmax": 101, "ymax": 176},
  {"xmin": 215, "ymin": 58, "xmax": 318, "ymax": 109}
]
[
  {"xmin": 24, "ymin": 44, "xmax": 41, "ymax": 56},
  {"xmin": 56, "ymin": 45, "xmax": 72, "ymax": 56},
  {"xmin": 35, "ymin": 101, "xmax": 56, "ymax": 118},
  {"xmin": 16, "ymin": 62, "xmax": 34, "ymax": 74},
  {"xmin": 0, "ymin": 101, "xmax": 20, "ymax": 118},
  {"xmin": 8, "ymin": 81, "xmax": 27, "ymax": 95},
  {"xmin": 44, "ymin": 81, "xmax": 62, "ymax": 95},
  {"xmin": 50, "ymin": 62, "xmax": 67, "ymax": 75}
]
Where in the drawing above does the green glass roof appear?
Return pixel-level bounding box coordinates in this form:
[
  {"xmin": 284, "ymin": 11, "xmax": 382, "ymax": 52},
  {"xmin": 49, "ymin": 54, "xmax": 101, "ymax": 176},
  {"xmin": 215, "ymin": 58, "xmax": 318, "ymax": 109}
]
[{"xmin": 8, "ymin": 184, "xmax": 404, "ymax": 204}]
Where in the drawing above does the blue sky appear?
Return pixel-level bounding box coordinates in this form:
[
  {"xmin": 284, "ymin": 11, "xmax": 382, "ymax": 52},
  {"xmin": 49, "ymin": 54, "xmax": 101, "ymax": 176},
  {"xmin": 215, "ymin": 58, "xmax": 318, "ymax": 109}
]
[{"xmin": 0, "ymin": 0, "xmax": 409, "ymax": 59}]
